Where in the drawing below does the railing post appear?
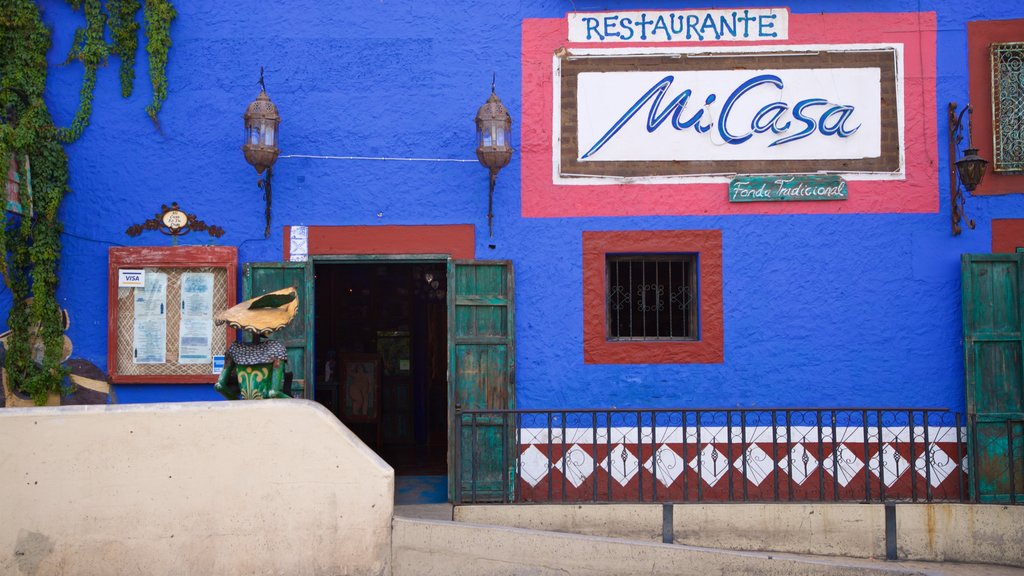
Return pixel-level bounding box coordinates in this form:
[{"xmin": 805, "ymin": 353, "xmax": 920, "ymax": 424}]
[
  {"xmin": 561, "ymin": 410, "xmax": 567, "ymax": 503},
  {"xmin": 909, "ymin": 409, "xmax": 917, "ymax": 503},
  {"xmin": 696, "ymin": 410, "xmax": 704, "ymax": 503},
  {"xmin": 637, "ymin": 410, "xmax": 644, "ymax": 502},
  {"xmin": 471, "ymin": 411, "xmax": 479, "ymax": 503},
  {"xmin": 971, "ymin": 413, "xmax": 980, "ymax": 502},
  {"xmin": 862, "ymin": 409, "xmax": 871, "ymax": 502},
  {"xmin": 454, "ymin": 404, "xmax": 462, "ymax": 504},
  {"xmin": 955, "ymin": 412, "xmax": 964, "ymax": 502},
  {"xmin": 682, "ymin": 410, "xmax": 690, "ymax": 502},
  {"xmin": 923, "ymin": 410, "xmax": 932, "ymax": 503},
  {"xmin": 771, "ymin": 409, "xmax": 779, "ymax": 502},
  {"xmin": 652, "ymin": 410, "xmax": 659, "ymax": 502},
  {"xmin": 1008, "ymin": 420, "xmax": 1017, "ymax": 505}
]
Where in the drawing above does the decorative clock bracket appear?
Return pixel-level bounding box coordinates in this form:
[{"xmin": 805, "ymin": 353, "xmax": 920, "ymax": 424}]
[{"xmin": 126, "ymin": 202, "xmax": 225, "ymax": 245}]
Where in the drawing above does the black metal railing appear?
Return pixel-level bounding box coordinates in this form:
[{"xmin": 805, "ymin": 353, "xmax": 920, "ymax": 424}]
[{"xmin": 452, "ymin": 407, "xmax": 1020, "ymax": 505}]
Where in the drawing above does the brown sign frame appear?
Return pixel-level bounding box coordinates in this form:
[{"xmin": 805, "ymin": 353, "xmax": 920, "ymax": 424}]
[{"xmin": 558, "ymin": 48, "xmax": 900, "ymax": 178}]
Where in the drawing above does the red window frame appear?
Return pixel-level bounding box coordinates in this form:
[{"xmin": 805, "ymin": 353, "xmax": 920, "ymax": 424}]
[
  {"xmin": 107, "ymin": 246, "xmax": 237, "ymax": 384},
  {"xmin": 967, "ymin": 19, "xmax": 1024, "ymax": 195},
  {"xmin": 583, "ymin": 230, "xmax": 723, "ymax": 364}
]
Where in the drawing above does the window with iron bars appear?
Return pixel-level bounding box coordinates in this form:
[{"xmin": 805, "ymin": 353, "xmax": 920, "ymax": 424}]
[
  {"xmin": 992, "ymin": 42, "xmax": 1024, "ymax": 173},
  {"xmin": 606, "ymin": 254, "xmax": 697, "ymax": 340}
]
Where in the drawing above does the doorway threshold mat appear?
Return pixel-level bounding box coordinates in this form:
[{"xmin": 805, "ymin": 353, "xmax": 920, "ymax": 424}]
[{"xmin": 396, "ymin": 475, "xmax": 448, "ymax": 505}]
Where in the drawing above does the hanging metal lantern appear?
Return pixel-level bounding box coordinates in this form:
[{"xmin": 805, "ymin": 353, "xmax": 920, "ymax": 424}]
[
  {"xmin": 475, "ymin": 75, "xmax": 513, "ymax": 238},
  {"xmin": 955, "ymin": 148, "xmax": 988, "ymax": 192},
  {"xmin": 242, "ymin": 67, "xmax": 281, "ymax": 238},
  {"xmin": 947, "ymin": 102, "xmax": 990, "ymax": 235}
]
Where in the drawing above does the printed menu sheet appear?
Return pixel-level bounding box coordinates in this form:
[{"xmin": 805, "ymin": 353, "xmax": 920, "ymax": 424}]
[
  {"xmin": 133, "ymin": 271, "xmax": 167, "ymax": 364},
  {"xmin": 178, "ymin": 272, "xmax": 214, "ymax": 364}
]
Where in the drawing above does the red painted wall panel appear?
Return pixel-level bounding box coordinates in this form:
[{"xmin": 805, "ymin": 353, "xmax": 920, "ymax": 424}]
[
  {"xmin": 522, "ymin": 12, "xmax": 939, "ymax": 217},
  {"xmin": 283, "ymin": 225, "xmax": 475, "ymax": 259},
  {"xmin": 968, "ymin": 19, "xmax": 1024, "ymax": 196}
]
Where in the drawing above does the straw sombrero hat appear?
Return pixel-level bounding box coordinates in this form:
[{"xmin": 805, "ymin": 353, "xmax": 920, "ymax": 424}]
[{"xmin": 215, "ymin": 287, "xmax": 298, "ymax": 336}]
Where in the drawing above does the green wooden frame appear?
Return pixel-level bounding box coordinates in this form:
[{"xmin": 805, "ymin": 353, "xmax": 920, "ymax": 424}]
[
  {"xmin": 962, "ymin": 253, "xmax": 1024, "ymax": 503},
  {"xmin": 243, "ymin": 261, "xmax": 315, "ymax": 399}
]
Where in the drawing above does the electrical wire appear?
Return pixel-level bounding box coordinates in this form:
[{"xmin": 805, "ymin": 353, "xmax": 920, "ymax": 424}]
[{"xmin": 279, "ymin": 154, "xmax": 477, "ymax": 163}]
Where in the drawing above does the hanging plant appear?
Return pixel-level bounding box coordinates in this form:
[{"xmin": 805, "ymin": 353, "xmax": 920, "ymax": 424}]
[
  {"xmin": 144, "ymin": 0, "xmax": 176, "ymax": 124},
  {"xmin": 0, "ymin": 0, "xmax": 175, "ymax": 404},
  {"xmin": 108, "ymin": 0, "xmax": 141, "ymax": 98}
]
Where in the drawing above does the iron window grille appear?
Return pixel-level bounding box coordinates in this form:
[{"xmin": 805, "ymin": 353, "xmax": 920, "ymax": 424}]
[
  {"xmin": 992, "ymin": 42, "xmax": 1024, "ymax": 173},
  {"xmin": 606, "ymin": 254, "xmax": 697, "ymax": 341}
]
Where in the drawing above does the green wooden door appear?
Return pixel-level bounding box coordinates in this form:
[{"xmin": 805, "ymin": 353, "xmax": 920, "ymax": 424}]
[
  {"xmin": 962, "ymin": 254, "xmax": 1024, "ymax": 502},
  {"xmin": 448, "ymin": 260, "xmax": 515, "ymax": 502},
  {"xmin": 244, "ymin": 262, "xmax": 314, "ymax": 400}
]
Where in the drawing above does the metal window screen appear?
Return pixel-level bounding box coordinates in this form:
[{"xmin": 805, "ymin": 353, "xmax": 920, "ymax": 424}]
[
  {"xmin": 606, "ymin": 254, "xmax": 697, "ymax": 340},
  {"xmin": 992, "ymin": 42, "xmax": 1024, "ymax": 173},
  {"xmin": 115, "ymin": 267, "xmax": 228, "ymax": 376}
]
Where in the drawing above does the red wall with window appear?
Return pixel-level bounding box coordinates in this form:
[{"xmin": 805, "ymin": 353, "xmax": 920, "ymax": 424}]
[
  {"xmin": 968, "ymin": 19, "xmax": 1024, "ymax": 195},
  {"xmin": 583, "ymin": 230, "xmax": 723, "ymax": 364}
]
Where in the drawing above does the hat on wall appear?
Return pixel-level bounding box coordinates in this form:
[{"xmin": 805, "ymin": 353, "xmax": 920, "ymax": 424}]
[{"xmin": 214, "ymin": 287, "xmax": 298, "ymax": 336}]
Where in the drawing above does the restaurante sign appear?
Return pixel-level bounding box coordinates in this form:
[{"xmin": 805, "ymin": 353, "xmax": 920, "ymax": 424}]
[{"xmin": 568, "ymin": 8, "xmax": 789, "ymax": 43}]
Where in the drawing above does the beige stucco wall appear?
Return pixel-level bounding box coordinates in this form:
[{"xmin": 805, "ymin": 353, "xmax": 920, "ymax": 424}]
[
  {"xmin": 456, "ymin": 502, "xmax": 1024, "ymax": 567},
  {"xmin": 392, "ymin": 517, "xmax": 921, "ymax": 576},
  {"xmin": 896, "ymin": 504, "xmax": 1024, "ymax": 566},
  {"xmin": 454, "ymin": 503, "xmax": 663, "ymax": 541},
  {"xmin": 674, "ymin": 503, "xmax": 886, "ymax": 559},
  {"xmin": 0, "ymin": 400, "xmax": 393, "ymax": 576}
]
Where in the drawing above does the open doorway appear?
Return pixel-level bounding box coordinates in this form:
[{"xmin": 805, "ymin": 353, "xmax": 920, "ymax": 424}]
[{"xmin": 312, "ymin": 261, "xmax": 448, "ymax": 476}]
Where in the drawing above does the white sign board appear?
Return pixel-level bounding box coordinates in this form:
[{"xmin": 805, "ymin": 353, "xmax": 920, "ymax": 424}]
[
  {"xmin": 576, "ymin": 68, "xmax": 882, "ymax": 163},
  {"xmin": 568, "ymin": 8, "xmax": 789, "ymax": 43},
  {"xmin": 118, "ymin": 268, "xmax": 145, "ymax": 288}
]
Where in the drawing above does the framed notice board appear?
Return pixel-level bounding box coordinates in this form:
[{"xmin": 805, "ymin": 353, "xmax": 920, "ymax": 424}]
[{"xmin": 108, "ymin": 246, "xmax": 237, "ymax": 384}]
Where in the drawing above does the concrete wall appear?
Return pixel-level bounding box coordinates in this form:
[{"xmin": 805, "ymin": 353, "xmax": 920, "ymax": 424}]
[
  {"xmin": 392, "ymin": 517, "xmax": 925, "ymax": 576},
  {"xmin": 897, "ymin": 504, "xmax": 1024, "ymax": 565},
  {"xmin": 456, "ymin": 503, "xmax": 1024, "ymax": 567},
  {"xmin": 0, "ymin": 400, "xmax": 393, "ymax": 576}
]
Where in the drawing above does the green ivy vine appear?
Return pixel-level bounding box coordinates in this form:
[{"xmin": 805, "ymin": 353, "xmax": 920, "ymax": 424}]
[
  {"xmin": 107, "ymin": 0, "xmax": 140, "ymax": 97},
  {"xmin": 0, "ymin": 0, "xmax": 174, "ymax": 404},
  {"xmin": 143, "ymin": 0, "xmax": 175, "ymax": 124}
]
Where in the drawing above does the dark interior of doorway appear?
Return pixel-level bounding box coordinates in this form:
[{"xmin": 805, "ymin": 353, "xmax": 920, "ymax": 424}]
[{"xmin": 313, "ymin": 262, "xmax": 448, "ymax": 476}]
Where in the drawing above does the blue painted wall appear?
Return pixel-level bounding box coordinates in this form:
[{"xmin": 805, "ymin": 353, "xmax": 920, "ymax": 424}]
[{"xmin": 12, "ymin": 0, "xmax": 1024, "ymax": 409}]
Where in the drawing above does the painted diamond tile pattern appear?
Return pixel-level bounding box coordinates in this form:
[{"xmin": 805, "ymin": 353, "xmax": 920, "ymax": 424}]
[
  {"xmin": 555, "ymin": 444, "xmax": 595, "ymax": 488},
  {"xmin": 823, "ymin": 444, "xmax": 865, "ymax": 487},
  {"xmin": 520, "ymin": 445, "xmax": 550, "ymax": 488},
  {"xmin": 735, "ymin": 444, "xmax": 773, "ymax": 486},
  {"xmin": 515, "ymin": 426, "xmax": 968, "ymax": 502},
  {"xmin": 689, "ymin": 444, "xmax": 729, "ymax": 487},
  {"xmin": 599, "ymin": 444, "xmax": 640, "ymax": 487},
  {"xmin": 915, "ymin": 444, "xmax": 958, "ymax": 488},
  {"xmin": 871, "ymin": 443, "xmax": 906, "ymax": 488},
  {"xmin": 643, "ymin": 445, "xmax": 685, "ymax": 488},
  {"xmin": 779, "ymin": 444, "xmax": 819, "ymax": 485}
]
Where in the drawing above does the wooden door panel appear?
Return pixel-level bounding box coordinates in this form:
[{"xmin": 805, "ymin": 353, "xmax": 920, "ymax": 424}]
[
  {"xmin": 973, "ymin": 342, "xmax": 1024, "ymax": 414},
  {"xmin": 449, "ymin": 260, "xmax": 515, "ymax": 502},
  {"xmin": 962, "ymin": 253, "xmax": 1024, "ymax": 502},
  {"xmin": 244, "ymin": 262, "xmax": 312, "ymax": 399}
]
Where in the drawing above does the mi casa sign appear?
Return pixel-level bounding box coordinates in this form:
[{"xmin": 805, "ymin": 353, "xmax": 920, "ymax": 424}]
[{"xmin": 556, "ymin": 47, "xmax": 902, "ymax": 180}]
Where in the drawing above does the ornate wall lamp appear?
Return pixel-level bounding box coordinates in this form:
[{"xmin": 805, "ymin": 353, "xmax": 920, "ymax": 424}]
[
  {"xmin": 243, "ymin": 67, "xmax": 281, "ymax": 238},
  {"xmin": 948, "ymin": 102, "xmax": 989, "ymax": 236},
  {"xmin": 475, "ymin": 75, "xmax": 514, "ymax": 238}
]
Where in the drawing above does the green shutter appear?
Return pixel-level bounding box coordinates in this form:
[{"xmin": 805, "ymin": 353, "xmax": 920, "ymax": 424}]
[
  {"xmin": 962, "ymin": 254, "xmax": 1024, "ymax": 502},
  {"xmin": 243, "ymin": 262, "xmax": 314, "ymax": 400},
  {"xmin": 448, "ymin": 260, "xmax": 515, "ymax": 502}
]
